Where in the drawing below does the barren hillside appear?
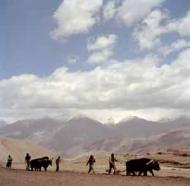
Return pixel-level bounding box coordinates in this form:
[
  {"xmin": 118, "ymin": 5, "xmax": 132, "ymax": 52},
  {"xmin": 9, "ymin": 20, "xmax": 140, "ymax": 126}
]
[
  {"xmin": 0, "ymin": 136, "xmax": 56, "ymax": 165},
  {"xmin": 0, "ymin": 116, "xmax": 190, "ymax": 157}
]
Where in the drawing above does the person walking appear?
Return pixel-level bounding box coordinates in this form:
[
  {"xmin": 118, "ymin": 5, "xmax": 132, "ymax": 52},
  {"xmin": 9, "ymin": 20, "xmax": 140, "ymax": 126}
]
[
  {"xmin": 56, "ymin": 156, "xmax": 61, "ymax": 172},
  {"xmin": 25, "ymin": 153, "xmax": 31, "ymax": 170},
  {"xmin": 86, "ymin": 155, "xmax": 96, "ymax": 174},
  {"xmin": 6, "ymin": 155, "xmax": 13, "ymax": 168},
  {"xmin": 108, "ymin": 153, "xmax": 118, "ymax": 174}
]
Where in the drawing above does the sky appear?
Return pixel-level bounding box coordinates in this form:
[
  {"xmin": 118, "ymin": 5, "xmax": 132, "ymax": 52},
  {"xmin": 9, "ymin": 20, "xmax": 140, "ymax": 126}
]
[{"xmin": 0, "ymin": 0, "xmax": 190, "ymax": 123}]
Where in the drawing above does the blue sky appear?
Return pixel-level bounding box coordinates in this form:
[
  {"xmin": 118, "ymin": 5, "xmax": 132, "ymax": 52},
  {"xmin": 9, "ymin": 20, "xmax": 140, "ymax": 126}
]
[
  {"xmin": 1, "ymin": 0, "xmax": 190, "ymax": 78},
  {"xmin": 0, "ymin": 0, "xmax": 190, "ymax": 122}
]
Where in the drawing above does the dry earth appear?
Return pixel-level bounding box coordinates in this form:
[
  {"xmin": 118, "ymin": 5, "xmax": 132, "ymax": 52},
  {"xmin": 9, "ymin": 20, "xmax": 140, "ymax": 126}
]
[
  {"xmin": 1, "ymin": 152, "xmax": 190, "ymax": 186},
  {"xmin": 0, "ymin": 167, "xmax": 190, "ymax": 186}
]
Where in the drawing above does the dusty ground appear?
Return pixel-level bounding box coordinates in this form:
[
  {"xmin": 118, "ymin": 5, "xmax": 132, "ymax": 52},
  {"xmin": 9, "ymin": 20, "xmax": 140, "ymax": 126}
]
[
  {"xmin": 1, "ymin": 152, "xmax": 190, "ymax": 186},
  {"xmin": 1, "ymin": 167, "xmax": 190, "ymax": 186}
]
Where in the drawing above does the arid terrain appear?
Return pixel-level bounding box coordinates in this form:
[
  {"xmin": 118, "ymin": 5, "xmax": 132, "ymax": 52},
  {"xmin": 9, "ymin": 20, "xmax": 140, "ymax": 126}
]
[
  {"xmin": 1, "ymin": 167, "xmax": 190, "ymax": 186},
  {"xmin": 0, "ymin": 117, "xmax": 190, "ymax": 185},
  {"xmin": 1, "ymin": 151, "xmax": 190, "ymax": 186},
  {"xmin": 1, "ymin": 117, "xmax": 190, "ymax": 158},
  {"xmin": 0, "ymin": 135, "xmax": 56, "ymax": 163}
]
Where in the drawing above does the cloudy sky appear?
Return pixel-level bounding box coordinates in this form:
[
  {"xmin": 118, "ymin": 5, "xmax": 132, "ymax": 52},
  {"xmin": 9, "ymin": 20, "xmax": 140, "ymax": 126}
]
[{"xmin": 1, "ymin": 0, "xmax": 190, "ymax": 123}]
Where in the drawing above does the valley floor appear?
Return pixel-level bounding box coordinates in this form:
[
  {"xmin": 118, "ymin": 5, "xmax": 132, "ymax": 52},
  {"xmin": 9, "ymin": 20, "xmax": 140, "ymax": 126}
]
[{"xmin": 0, "ymin": 168, "xmax": 190, "ymax": 186}]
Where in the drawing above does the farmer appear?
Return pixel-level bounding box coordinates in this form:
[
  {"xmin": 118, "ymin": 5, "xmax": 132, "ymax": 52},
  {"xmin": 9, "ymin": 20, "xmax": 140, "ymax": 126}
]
[
  {"xmin": 56, "ymin": 156, "xmax": 61, "ymax": 172},
  {"xmin": 86, "ymin": 155, "xmax": 96, "ymax": 174},
  {"xmin": 108, "ymin": 153, "xmax": 118, "ymax": 174},
  {"xmin": 6, "ymin": 154, "xmax": 13, "ymax": 168},
  {"xmin": 25, "ymin": 153, "xmax": 31, "ymax": 170}
]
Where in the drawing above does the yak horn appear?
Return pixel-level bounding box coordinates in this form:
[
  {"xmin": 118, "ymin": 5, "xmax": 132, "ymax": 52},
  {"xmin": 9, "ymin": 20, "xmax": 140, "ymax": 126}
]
[{"xmin": 146, "ymin": 159, "xmax": 154, "ymax": 165}]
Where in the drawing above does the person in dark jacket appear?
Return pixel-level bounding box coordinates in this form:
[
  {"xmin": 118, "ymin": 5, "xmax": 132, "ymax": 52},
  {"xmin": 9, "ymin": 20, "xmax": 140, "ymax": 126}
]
[
  {"xmin": 25, "ymin": 153, "xmax": 31, "ymax": 170},
  {"xmin": 86, "ymin": 155, "xmax": 96, "ymax": 174},
  {"xmin": 108, "ymin": 153, "xmax": 118, "ymax": 174},
  {"xmin": 6, "ymin": 155, "xmax": 13, "ymax": 168},
  {"xmin": 56, "ymin": 156, "xmax": 61, "ymax": 172}
]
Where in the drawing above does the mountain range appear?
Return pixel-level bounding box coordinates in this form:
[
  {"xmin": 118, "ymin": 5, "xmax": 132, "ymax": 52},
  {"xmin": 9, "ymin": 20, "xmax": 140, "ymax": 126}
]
[{"xmin": 0, "ymin": 116, "xmax": 190, "ymax": 157}]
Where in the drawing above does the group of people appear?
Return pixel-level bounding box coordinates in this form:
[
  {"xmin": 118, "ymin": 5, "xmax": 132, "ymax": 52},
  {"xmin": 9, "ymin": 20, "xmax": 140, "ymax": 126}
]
[
  {"xmin": 6, "ymin": 153, "xmax": 61, "ymax": 172},
  {"xmin": 86, "ymin": 153, "xmax": 118, "ymax": 174},
  {"xmin": 6, "ymin": 153, "xmax": 118, "ymax": 174}
]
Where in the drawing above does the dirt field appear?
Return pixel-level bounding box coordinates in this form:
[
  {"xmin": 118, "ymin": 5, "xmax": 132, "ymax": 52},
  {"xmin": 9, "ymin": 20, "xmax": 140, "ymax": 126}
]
[
  {"xmin": 1, "ymin": 167, "xmax": 190, "ymax": 186},
  {"xmin": 1, "ymin": 152, "xmax": 190, "ymax": 186}
]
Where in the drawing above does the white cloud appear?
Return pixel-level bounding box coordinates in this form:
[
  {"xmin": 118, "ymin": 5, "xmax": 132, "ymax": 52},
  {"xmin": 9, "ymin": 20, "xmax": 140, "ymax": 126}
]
[
  {"xmin": 87, "ymin": 49, "xmax": 114, "ymax": 65},
  {"xmin": 117, "ymin": 0, "xmax": 165, "ymax": 26},
  {"xmin": 51, "ymin": 0, "xmax": 103, "ymax": 39},
  {"xmin": 87, "ymin": 34, "xmax": 118, "ymax": 64},
  {"xmin": 1, "ymin": 49, "xmax": 190, "ymax": 122},
  {"xmin": 134, "ymin": 9, "xmax": 168, "ymax": 50},
  {"xmin": 87, "ymin": 34, "xmax": 117, "ymax": 51},
  {"xmin": 103, "ymin": 1, "xmax": 117, "ymax": 22},
  {"xmin": 160, "ymin": 39, "xmax": 190, "ymax": 56},
  {"xmin": 51, "ymin": 0, "xmax": 166, "ymax": 39},
  {"xmin": 134, "ymin": 9, "xmax": 190, "ymax": 50},
  {"xmin": 167, "ymin": 11, "xmax": 190, "ymax": 37}
]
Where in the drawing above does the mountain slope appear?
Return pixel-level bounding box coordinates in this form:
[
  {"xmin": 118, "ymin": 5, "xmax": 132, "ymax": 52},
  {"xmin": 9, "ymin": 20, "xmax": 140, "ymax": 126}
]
[
  {"xmin": 83, "ymin": 128, "xmax": 190, "ymax": 155},
  {"xmin": 46, "ymin": 116, "xmax": 114, "ymax": 155},
  {"xmin": 114, "ymin": 116, "xmax": 190, "ymax": 138},
  {"xmin": 0, "ymin": 116, "xmax": 190, "ymax": 157},
  {"xmin": 0, "ymin": 136, "xmax": 56, "ymax": 163},
  {"xmin": 0, "ymin": 117, "xmax": 64, "ymax": 144}
]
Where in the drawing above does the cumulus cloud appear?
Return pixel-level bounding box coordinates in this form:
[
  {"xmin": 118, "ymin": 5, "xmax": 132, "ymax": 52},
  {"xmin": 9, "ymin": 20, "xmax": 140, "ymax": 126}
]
[
  {"xmin": 87, "ymin": 49, "xmax": 114, "ymax": 65},
  {"xmin": 167, "ymin": 11, "xmax": 190, "ymax": 37},
  {"xmin": 134, "ymin": 9, "xmax": 190, "ymax": 50},
  {"xmin": 1, "ymin": 49, "xmax": 190, "ymax": 122},
  {"xmin": 103, "ymin": 1, "xmax": 117, "ymax": 22},
  {"xmin": 117, "ymin": 0, "xmax": 165, "ymax": 26},
  {"xmin": 51, "ymin": 0, "xmax": 165, "ymax": 39},
  {"xmin": 87, "ymin": 34, "xmax": 118, "ymax": 64},
  {"xmin": 160, "ymin": 39, "xmax": 190, "ymax": 56},
  {"xmin": 87, "ymin": 34, "xmax": 117, "ymax": 51},
  {"xmin": 134, "ymin": 9, "xmax": 168, "ymax": 50},
  {"xmin": 51, "ymin": 0, "xmax": 103, "ymax": 39}
]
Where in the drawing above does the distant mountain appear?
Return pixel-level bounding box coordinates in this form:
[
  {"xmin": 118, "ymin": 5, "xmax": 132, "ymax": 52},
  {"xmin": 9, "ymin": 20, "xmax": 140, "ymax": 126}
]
[
  {"xmin": 0, "ymin": 117, "xmax": 65, "ymax": 144},
  {"xmin": 0, "ymin": 116, "xmax": 190, "ymax": 157},
  {"xmin": 45, "ymin": 116, "xmax": 114, "ymax": 155},
  {"xmin": 161, "ymin": 116, "xmax": 190, "ymax": 129},
  {"xmin": 114, "ymin": 117, "xmax": 160, "ymax": 138},
  {"xmin": 44, "ymin": 116, "xmax": 190, "ymax": 157},
  {"xmin": 123, "ymin": 128, "xmax": 190, "ymax": 154},
  {"xmin": 84, "ymin": 128, "xmax": 190, "ymax": 155},
  {"xmin": 114, "ymin": 116, "xmax": 190, "ymax": 138}
]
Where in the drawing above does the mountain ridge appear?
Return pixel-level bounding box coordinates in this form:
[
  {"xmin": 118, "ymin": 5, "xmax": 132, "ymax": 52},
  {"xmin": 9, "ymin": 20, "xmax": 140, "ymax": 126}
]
[{"xmin": 0, "ymin": 116, "xmax": 190, "ymax": 157}]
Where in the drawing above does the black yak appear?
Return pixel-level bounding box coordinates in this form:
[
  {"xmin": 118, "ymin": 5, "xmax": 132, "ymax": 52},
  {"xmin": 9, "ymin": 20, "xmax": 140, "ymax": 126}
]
[
  {"xmin": 30, "ymin": 157, "xmax": 52, "ymax": 171},
  {"xmin": 126, "ymin": 158, "xmax": 160, "ymax": 176}
]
